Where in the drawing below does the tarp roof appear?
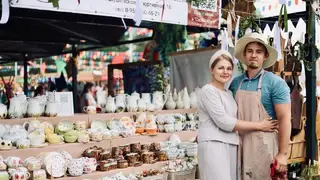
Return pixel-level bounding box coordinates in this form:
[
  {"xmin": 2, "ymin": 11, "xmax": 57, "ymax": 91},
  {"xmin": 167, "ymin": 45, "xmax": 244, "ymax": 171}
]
[{"xmin": 0, "ymin": 1, "xmax": 230, "ymax": 63}]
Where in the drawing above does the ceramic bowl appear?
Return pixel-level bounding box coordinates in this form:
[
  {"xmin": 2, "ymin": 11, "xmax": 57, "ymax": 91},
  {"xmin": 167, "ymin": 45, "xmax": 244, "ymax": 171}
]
[
  {"xmin": 145, "ymin": 128, "xmax": 158, "ymax": 134},
  {"xmin": 135, "ymin": 128, "xmax": 145, "ymax": 134}
]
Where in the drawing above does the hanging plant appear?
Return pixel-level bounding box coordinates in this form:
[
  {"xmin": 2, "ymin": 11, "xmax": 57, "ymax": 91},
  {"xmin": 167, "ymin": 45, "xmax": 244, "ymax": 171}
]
[
  {"xmin": 153, "ymin": 23, "xmax": 187, "ymax": 67},
  {"xmin": 289, "ymin": 0, "xmax": 320, "ymax": 71}
]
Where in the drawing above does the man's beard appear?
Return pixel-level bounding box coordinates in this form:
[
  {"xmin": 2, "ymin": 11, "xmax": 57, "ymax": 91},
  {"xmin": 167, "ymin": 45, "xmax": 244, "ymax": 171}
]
[{"xmin": 247, "ymin": 62, "xmax": 259, "ymax": 69}]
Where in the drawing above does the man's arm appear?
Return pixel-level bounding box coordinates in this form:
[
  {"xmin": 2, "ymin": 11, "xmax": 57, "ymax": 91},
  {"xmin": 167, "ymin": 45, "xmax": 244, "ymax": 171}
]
[
  {"xmin": 275, "ymin": 103, "xmax": 291, "ymax": 155},
  {"xmin": 271, "ymin": 78, "xmax": 291, "ymax": 172}
]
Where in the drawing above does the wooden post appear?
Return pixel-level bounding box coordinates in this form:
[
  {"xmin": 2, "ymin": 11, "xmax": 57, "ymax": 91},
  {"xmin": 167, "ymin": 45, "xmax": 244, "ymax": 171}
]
[
  {"xmin": 23, "ymin": 54, "xmax": 28, "ymax": 96},
  {"xmin": 72, "ymin": 45, "xmax": 79, "ymax": 113},
  {"xmin": 305, "ymin": 1, "xmax": 317, "ymax": 162}
]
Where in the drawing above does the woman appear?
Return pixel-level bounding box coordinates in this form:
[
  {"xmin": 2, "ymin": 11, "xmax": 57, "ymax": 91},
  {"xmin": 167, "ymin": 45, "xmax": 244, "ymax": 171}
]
[
  {"xmin": 81, "ymin": 82, "xmax": 97, "ymax": 112},
  {"xmin": 197, "ymin": 50, "xmax": 278, "ymax": 180}
]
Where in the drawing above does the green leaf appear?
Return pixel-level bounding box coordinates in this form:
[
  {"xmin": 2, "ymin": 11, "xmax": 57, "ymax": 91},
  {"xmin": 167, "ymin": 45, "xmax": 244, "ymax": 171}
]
[
  {"xmin": 284, "ymin": 5, "xmax": 288, "ymax": 32},
  {"xmin": 49, "ymin": 0, "xmax": 59, "ymax": 8}
]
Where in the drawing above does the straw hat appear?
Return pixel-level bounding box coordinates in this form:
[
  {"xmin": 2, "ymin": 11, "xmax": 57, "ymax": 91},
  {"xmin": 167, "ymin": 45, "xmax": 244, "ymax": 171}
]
[
  {"xmin": 209, "ymin": 49, "xmax": 232, "ymax": 69},
  {"xmin": 234, "ymin": 32, "xmax": 278, "ymax": 69}
]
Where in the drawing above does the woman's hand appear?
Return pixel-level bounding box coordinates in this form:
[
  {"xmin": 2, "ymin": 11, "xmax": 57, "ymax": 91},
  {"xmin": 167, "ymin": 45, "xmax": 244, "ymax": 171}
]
[{"xmin": 258, "ymin": 118, "xmax": 278, "ymax": 132}]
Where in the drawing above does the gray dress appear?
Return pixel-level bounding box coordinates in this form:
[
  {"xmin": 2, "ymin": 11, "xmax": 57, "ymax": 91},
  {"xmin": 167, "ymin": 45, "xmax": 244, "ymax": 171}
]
[{"xmin": 197, "ymin": 84, "xmax": 239, "ymax": 180}]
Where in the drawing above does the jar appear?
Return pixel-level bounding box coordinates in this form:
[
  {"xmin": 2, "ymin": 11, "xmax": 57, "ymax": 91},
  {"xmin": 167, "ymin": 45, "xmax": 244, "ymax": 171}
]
[
  {"xmin": 141, "ymin": 152, "xmax": 154, "ymax": 164},
  {"xmin": 150, "ymin": 142, "xmax": 161, "ymax": 151},
  {"xmin": 141, "ymin": 144, "xmax": 150, "ymax": 151},
  {"xmin": 117, "ymin": 160, "xmax": 128, "ymax": 169},
  {"xmin": 156, "ymin": 151, "xmax": 167, "ymax": 161},
  {"xmin": 99, "ymin": 150, "xmax": 112, "ymax": 161},
  {"xmin": 126, "ymin": 153, "xmax": 138, "ymax": 164},
  {"xmin": 112, "ymin": 147, "xmax": 123, "ymax": 157},
  {"xmin": 120, "ymin": 144, "xmax": 131, "ymax": 155},
  {"xmin": 107, "ymin": 159, "xmax": 117, "ymax": 170},
  {"xmin": 130, "ymin": 143, "xmax": 141, "ymax": 153},
  {"xmin": 82, "ymin": 149, "xmax": 101, "ymax": 160},
  {"xmin": 98, "ymin": 160, "xmax": 111, "ymax": 171}
]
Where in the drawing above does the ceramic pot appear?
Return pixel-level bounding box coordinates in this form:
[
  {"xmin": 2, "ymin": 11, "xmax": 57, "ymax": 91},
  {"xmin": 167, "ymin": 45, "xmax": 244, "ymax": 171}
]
[{"xmin": 165, "ymin": 93, "xmax": 176, "ymax": 110}]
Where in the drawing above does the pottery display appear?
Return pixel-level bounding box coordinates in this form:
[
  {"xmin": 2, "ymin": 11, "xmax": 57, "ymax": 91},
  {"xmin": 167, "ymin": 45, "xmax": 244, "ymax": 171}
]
[
  {"xmin": 31, "ymin": 169, "xmax": 46, "ymax": 180},
  {"xmin": 176, "ymin": 93, "xmax": 184, "ymax": 109},
  {"xmin": 152, "ymin": 91, "xmax": 167, "ymax": 111},
  {"xmin": 131, "ymin": 91, "xmax": 140, "ymax": 99},
  {"xmin": 190, "ymin": 90, "xmax": 198, "ymax": 109},
  {"xmin": 183, "ymin": 87, "xmax": 191, "ymax": 109},
  {"xmin": 0, "ymin": 103, "xmax": 7, "ymax": 119},
  {"xmin": 165, "ymin": 92, "xmax": 176, "ymax": 110},
  {"xmin": 23, "ymin": 157, "xmax": 41, "ymax": 171},
  {"xmin": 0, "ymin": 140, "xmax": 12, "ymax": 150},
  {"xmin": 16, "ymin": 138, "xmax": 30, "ymax": 149},
  {"xmin": 83, "ymin": 106, "xmax": 96, "ymax": 114},
  {"xmin": 126, "ymin": 96, "xmax": 138, "ymax": 112},
  {"xmin": 105, "ymin": 96, "xmax": 116, "ymax": 113},
  {"xmin": 68, "ymin": 158, "xmax": 85, "ymax": 176},
  {"xmin": 141, "ymin": 93, "xmax": 152, "ymax": 104},
  {"xmin": 45, "ymin": 101, "xmax": 57, "ymax": 117},
  {"xmin": 137, "ymin": 99, "xmax": 147, "ymax": 112},
  {"xmin": 0, "ymin": 124, "xmax": 7, "ymax": 138},
  {"xmin": 8, "ymin": 97, "xmax": 27, "ymax": 118},
  {"xmin": 2, "ymin": 125, "xmax": 28, "ymax": 144},
  {"xmin": 23, "ymin": 120, "xmax": 41, "ymax": 133},
  {"xmin": 27, "ymin": 98, "xmax": 45, "ymax": 118},
  {"xmin": 4, "ymin": 156, "xmax": 22, "ymax": 168},
  {"xmin": 115, "ymin": 94, "xmax": 127, "ymax": 113}
]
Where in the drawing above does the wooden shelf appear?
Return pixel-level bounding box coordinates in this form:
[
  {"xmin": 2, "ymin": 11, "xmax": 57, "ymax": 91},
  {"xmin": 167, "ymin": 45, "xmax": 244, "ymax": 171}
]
[
  {"xmin": 288, "ymin": 157, "xmax": 305, "ymax": 164},
  {"xmin": 59, "ymin": 161, "xmax": 168, "ymax": 180},
  {"xmin": 0, "ymin": 114, "xmax": 89, "ymax": 125},
  {"xmin": 0, "ymin": 109, "xmax": 198, "ymax": 179},
  {"xmin": 0, "ymin": 108, "xmax": 198, "ymax": 125},
  {"xmin": 0, "ymin": 131, "xmax": 197, "ymax": 159},
  {"xmin": 110, "ymin": 131, "xmax": 197, "ymax": 147},
  {"xmin": 0, "ymin": 139, "xmax": 112, "ymax": 159},
  {"xmin": 87, "ymin": 108, "xmax": 198, "ymax": 122}
]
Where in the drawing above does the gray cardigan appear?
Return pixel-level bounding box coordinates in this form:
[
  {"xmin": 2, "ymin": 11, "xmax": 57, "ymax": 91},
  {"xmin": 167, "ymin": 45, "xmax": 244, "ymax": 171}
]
[{"xmin": 197, "ymin": 84, "xmax": 239, "ymax": 145}]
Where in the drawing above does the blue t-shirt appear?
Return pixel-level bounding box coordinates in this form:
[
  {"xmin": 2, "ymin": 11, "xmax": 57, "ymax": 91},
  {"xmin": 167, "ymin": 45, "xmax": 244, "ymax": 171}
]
[{"xmin": 229, "ymin": 70, "xmax": 291, "ymax": 119}]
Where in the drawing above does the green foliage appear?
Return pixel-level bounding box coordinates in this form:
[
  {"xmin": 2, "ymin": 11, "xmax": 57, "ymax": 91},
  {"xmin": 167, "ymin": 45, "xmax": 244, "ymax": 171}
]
[
  {"xmin": 48, "ymin": 0, "xmax": 59, "ymax": 8},
  {"xmin": 300, "ymin": 161, "xmax": 319, "ymax": 180},
  {"xmin": 237, "ymin": 16, "xmax": 260, "ymax": 73},
  {"xmin": 154, "ymin": 23, "xmax": 187, "ymax": 67}
]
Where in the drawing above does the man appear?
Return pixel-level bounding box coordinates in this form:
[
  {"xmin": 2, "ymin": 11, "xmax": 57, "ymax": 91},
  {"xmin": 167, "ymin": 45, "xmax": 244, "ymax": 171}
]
[{"xmin": 229, "ymin": 32, "xmax": 291, "ymax": 179}]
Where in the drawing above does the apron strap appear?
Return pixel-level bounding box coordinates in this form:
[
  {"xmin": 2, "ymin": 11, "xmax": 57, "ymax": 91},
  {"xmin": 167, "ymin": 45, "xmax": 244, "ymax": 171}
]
[
  {"xmin": 237, "ymin": 70, "xmax": 265, "ymax": 92},
  {"xmin": 238, "ymin": 79, "xmax": 244, "ymax": 91},
  {"xmin": 257, "ymin": 70, "xmax": 265, "ymax": 99},
  {"xmin": 257, "ymin": 70, "xmax": 265, "ymax": 90}
]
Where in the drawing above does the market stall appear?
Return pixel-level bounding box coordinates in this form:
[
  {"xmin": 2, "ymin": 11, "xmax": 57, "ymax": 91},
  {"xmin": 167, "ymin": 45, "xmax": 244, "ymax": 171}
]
[{"xmin": 0, "ymin": 0, "xmax": 230, "ymax": 179}]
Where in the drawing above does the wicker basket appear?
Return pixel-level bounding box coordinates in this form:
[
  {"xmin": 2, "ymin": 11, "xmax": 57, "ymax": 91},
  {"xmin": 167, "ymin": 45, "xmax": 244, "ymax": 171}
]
[
  {"xmin": 138, "ymin": 172, "xmax": 168, "ymax": 180},
  {"xmin": 167, "ymin": 168, "xmax": 196, "ymax": 180}
]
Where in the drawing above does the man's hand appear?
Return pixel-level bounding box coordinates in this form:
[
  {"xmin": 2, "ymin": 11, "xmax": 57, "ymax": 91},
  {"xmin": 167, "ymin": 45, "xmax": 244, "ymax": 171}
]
[{"xmin": 274, "ymin": 153, "xmax": 287, "ymax": 172}]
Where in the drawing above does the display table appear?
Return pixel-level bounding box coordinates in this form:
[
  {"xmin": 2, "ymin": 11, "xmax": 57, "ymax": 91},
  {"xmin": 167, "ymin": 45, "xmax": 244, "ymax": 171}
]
[{"xmin": 0, "ymin": 108, "xmax": 198, "ymax": 179}]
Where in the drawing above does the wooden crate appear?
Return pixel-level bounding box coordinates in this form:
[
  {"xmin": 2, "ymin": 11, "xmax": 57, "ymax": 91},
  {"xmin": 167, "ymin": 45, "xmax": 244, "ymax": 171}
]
[{"xmin": 288, "ymin": 119, "xmax": 306, "ymax": 164}]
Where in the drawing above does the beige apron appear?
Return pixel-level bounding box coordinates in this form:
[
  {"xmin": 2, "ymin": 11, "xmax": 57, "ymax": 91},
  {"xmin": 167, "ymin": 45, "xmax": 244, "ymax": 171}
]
[{"xmin": 235, "ymin": 70, "xmax": 279, "ymax": 180}]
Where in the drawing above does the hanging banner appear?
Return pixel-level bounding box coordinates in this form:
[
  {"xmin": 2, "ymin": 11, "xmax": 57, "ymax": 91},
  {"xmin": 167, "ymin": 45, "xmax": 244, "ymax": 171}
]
[
  {"xmin": 187, "ymin": 0, "xmax": 220, "ymax": 28},
  {"xmin": 11, "ymin": 0, "xmax": 221, "ymax": 28},
  {"xmin": 254, "ymin": 0, "xmax": 306, "ymax": 18}
]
